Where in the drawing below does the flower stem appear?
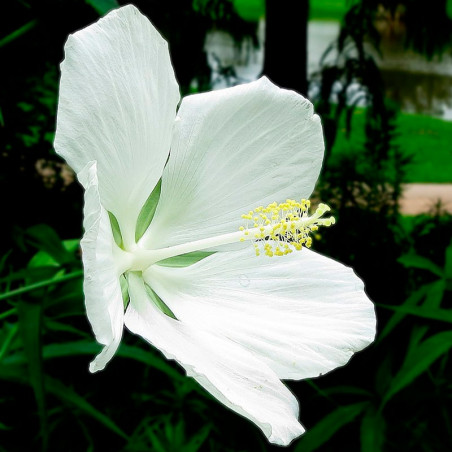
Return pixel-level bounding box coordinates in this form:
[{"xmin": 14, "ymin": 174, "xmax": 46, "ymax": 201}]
[{"xmin": 0, "ymin": 270, "xmax": 83, "ymax": 301}]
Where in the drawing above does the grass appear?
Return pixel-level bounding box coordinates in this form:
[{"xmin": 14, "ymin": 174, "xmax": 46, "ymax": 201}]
[
  {"xmin": 394, "ymin": 114, "xmax": 452, "ymax": 183},
  {"xmin": 333, "ymin": 109, "xmax": 452, "ymax": 183},
  {"xmin": 309, "ymin": 0, "xmax": 348, "ymax": 21}
]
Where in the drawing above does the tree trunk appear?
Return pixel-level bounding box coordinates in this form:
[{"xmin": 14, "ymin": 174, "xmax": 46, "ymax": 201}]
[{"xmin": 262, "ymin": 0, "xmax": 309, "ymax": 95}]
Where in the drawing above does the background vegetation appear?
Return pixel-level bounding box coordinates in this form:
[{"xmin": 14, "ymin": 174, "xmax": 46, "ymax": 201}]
[{"xmin": 1, "ymin": 0, "xmax": 452, "ymax": 451}]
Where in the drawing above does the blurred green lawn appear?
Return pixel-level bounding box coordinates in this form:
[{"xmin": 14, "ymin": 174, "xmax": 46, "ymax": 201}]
[
  {"xmin": 333, "ymin": 109, "xmax": 452, "ymax": 183},
  {"xmin": 309, "ymin": 0, "xmax": 347, "ymax": 21}
]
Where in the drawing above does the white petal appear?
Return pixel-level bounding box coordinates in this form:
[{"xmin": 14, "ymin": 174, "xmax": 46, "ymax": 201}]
[
  {"xmin": 124, "ymin": 272, "xmax": 304, "ymax": 446},
  {"xmin": 140, "ymin": 77, "xmax": 323, "ymax": 249},
  {"xmin": 78, "ymin": 161, "xmax": 124, "ymax": 372},
  {"xmin": 55, "ymin": 5, "xmax": 180, "ymax": 247},
  {"xmin": 144, "ymin": 247, "xmax": 375, "ymax": 380}
]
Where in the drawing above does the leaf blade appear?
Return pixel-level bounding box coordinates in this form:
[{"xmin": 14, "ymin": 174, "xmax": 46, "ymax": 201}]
[
  {"xmin": 383, "ymin": 330, "xmax": 452, "ymax": 405},
  {"xmin": 378, "ymin": 303, "xmax": 452, "ymax": 324},
  {"xmin": 17, "ymin": 300, "xmax": 48, "ymax": 448},
  {"xmin": 397, "ymin": 253, "xmax": 443, "ymax": 277},
  {"xmin": 360, "ymin": 406, "xmax": 386, "ymax": 452},
  {"xmin": 45, "ymin": 376, "xmax": 128, "ymax": 440},
  {"xmin": 378, "ymin": 284, "xmax": 428, "ymax": 342},
  {"xmin": 4, "ymin": 340, "xmax": 185, "ymax": 383},
  {"xmin": 85, "ymin": 0, "xmax": 120, "ymax": 15},
  {"xmin": 26, "ymin": 224, "xmax": 73, "ymax": 265},
  {"xmin": 293, "ymin": 402, "xmax": 368, "ymax": 452}
]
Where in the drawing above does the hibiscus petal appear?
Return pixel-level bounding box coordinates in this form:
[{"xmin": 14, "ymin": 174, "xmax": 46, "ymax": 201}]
[
  {"xmin": 78, "ymin": 161, "xmax": 124, "ymax": 372},
  {"xmin": 55, "ymin": 5, "xmax": 180, "ymax": 247},
  {"xmin": 125, "ymin": 272, "xmax": 304, "ymax": 446},
  {"xmin": 141, "ymin": 77, "xmax": 324, "ymax": 249},
  {"xmin": 143, "ymin": 247, "xmax": 375, "ymax": 380}
]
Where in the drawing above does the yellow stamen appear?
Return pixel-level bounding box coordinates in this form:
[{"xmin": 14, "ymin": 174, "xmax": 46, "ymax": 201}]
[{"xmin": 239, "ymin": 198, "xmax": 335, "ymax": 257}]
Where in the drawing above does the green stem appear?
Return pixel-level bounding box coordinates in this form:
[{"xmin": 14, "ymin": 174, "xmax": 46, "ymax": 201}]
[
  {"xmin": 0, "ymin": 270, "xmax": 83, "ymax": 301},
  {"xmin": 0, "ymin": 324, "xmax": 19, "ymax": 361},
  {"xmin": 0, "ymin": 308, "xmax": 17, "ymax": 320},
  {"xmin": 0, "ymin": 19, "xmax": 38, "ymax": 48}
]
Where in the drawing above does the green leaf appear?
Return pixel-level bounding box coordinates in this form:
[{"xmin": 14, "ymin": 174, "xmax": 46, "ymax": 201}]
[
  {"xmin": 45, "ymin": 376, "xmax": 128, "ymax": 440},
  {"xmin": 322, "ymin": 385, "xmax": 373, "ymax": 398},
  {"xmin": 184, "ymin": 425, "xmax": 211, "ymax": 452},
  {"xmin": 62, "ymin": 239, "xmax": 81, "ymax": 254},
  {"xmin": 85, "ymin": 0, "xmax": 120, "ymax": 15},
  {"xmin": 423, "ymin": 279, "xmax": 446, "ymax": 309},
  {"xmin": 304, "ymin": 378, "xmax": 336, "ymax": 403},
  {"xmin": 147, "ymin": 429, "xmax": 167, "ymax": 452},
  {"xmin": 382, "ymin": 330, "xmax": 452, "ymax": 406},
  {"xmin": 405, "ymin": 325, "xmax": 429, "ymax": 361},
  {"xmin": 397, "ymin": 253, "xmax": 443, "ymax": 277},
  {"xmin": 0, "ymin": 270, "xmax": 83, "ymax": 301},
  {"xmin": 0, "ymin": 363, "xmax": 27, "ymax": 381},
  {"xmin": 0, "ymin": 362, "xmax": 128, "ymax": 441},
  {"xmin": 144, "ymin": 283, "xmax": 177, "ymax": 320},
  {"xmin": 28, "ymin": 240, "xmax": 80, "ymax": 269},
  {"xmin": 108, "ymin": 211, "xmax": 123, "ymax": 248},
  {"xmin": 445, "ymin": 239, "xmax": 452, "ymax": 280},
  {"xmin": 44, "ymin": 277, "xmax": 84, "ymax": 313},
  {"xmin": 0, "ymin": 250, "xmax": 11, "ymax": 273},
  {"xmin": 378, "ymin": 279, "xmax": 445, "ymax": 342},
  {"xmin": 135, "ymin": 179, "xmax": 161, "ymax": 242},
  {"xmin": 26, "ymin": 224, "xmax": 73, "ymax": 265},
  {"xmin": 378, "ymin": 303, "xmax": 452, "ymax": 324},
  {"xmin": 28, "ymin": 251, "xmax": 60, "ymax": 268},
  {"xmin": 157, "ymin": 251, "xmax": 215, "ymax": 268},
  {"xmin": 146, "ymin": 418, "xmax": 211, "ymax": 452},
  {"xmin": 0, "ymin": 266, "xmax": 59, "ymax": 285},
  {"xmin": 117, "ymin": 344, "xmax": 190, "ymax": 384},
  {"xmin": 17, "ymin": 300, "xmax": 48, "ymax": 448},
  {"xmin": 0, "ymin": 323, "xmax": 18, "ymax": 361},
  {"xmin": 43, "ymin": 319, "xmax": 89, "ymax": 338},
  {"xmin": 4, "ymin": 341, "xmax": 185, "ymax": 383},
  {"xmin": 293, "ymin": 402, "xmax": 368, "ymax": 452},
  {"xmin": 0, "ymin": 19, "xmax": 38, "ymax": 48},
  {"xmin": 360, "ymin": 406, "xmax": 386, "ymax": 452},
  {"xmin": 0, "ymin": 309, "xmax": 16, "ymax": 322},
  {"xmin": 374, "ymin": 354, "xmax": 393, "ymax": 396},
  {"xmin": 378, "ymin": 285, "xmax": 429, "ymax": 342}
]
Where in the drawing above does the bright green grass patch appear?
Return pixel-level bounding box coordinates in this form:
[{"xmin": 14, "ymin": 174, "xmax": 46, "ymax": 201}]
[
  {"xmin": 309, "ymin": 0, "xmax": 347, "ymax": 21},
  {"xmin": 333, "ymin": 110, "xmax": 452, "ymax": 183},
  {"xmin": 395, "ymin": 114, "xmax": 452, "ymax": 183}
]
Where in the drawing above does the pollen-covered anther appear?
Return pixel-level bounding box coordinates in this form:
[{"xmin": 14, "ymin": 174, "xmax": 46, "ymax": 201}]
[{"xmin": 239, "ymin": 199, "xmax": 335, "ymax": 257}]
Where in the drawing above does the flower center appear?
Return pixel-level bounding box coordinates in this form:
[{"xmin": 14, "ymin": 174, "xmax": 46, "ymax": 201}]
[
  {"xmin": 239, "ymin": 199, "xmax": 335, "ymax": 257},
  {"xmin": 115, "ymin": 198, "xmax": 335, "ymax": 274}
]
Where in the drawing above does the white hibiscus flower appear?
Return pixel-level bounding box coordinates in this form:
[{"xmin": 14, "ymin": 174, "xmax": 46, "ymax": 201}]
[{"xmin": 54, "ymin": 5, "xmax": 375, "ymax": 446}]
